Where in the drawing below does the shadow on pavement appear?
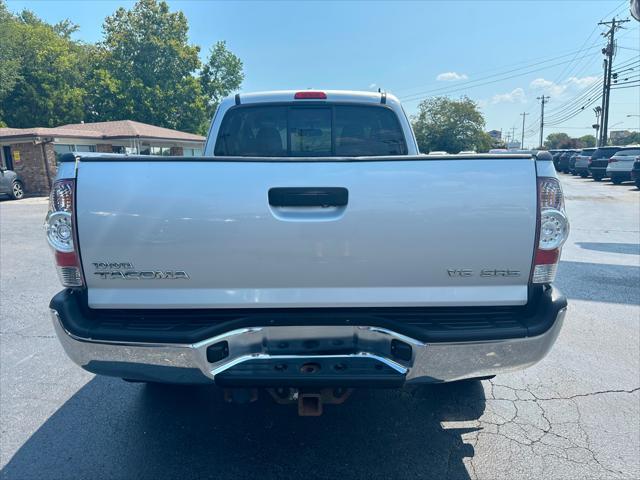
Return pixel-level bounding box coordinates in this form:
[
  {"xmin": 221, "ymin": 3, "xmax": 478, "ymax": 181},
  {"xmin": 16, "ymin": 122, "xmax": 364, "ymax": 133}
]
[
  {"xmin": 1, "ymin": 377, "xmax": 485, "ymax": 479},
  {"xmin": 557, "ymin": 260, "xmax": 640, "ymax": 305},
  {"xmin": 575, "ymin": 242, "xmax": 640, "ymax": 255}
]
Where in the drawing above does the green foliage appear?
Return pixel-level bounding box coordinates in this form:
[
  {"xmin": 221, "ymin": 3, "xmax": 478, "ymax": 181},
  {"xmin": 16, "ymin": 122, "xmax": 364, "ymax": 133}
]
[
  {"xmin": 90, "ymin": 0, "xmax": 205, "ymax": 131},
  {"xmin": 577, "ymin": 135, "xmax": 596, "ymax": 148},
  {"xmin": 200, "ymin": 41, "xmax": 244, "ymax": 119},
  {"xmin": 0, "ymin": 2, "xmax": 90, "ymax": 127},
  {"xmin": 544, "ymin": 133, "xmax": 572, "ymax": 149},
  {"xmin": 412, "ymin": 96, "xmax": 492, "ymax": 153},
  {"xmin": 614, "ymin": 131, "xmax": 640, "ymax": 145},
  {"xmin": 545, "ymin": 133, "xmax": 597, "ymax": 149},
  {"xmin": 0, "ymin": 0, "xmax": 244, "ymax": 134}
]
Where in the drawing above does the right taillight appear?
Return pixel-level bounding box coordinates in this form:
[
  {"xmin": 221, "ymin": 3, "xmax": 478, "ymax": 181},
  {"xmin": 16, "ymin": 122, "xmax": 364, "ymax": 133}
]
[
  {"xmin": 532, "ymin": 177, "xmax": 569, "ymax": 284},
  {"xmin": 45, "ymin": 179, "xmax": 84, "ymax": 287},
  {"xmin": 608, "ymin": 158, "xmax": 618, "ymax": 164}
]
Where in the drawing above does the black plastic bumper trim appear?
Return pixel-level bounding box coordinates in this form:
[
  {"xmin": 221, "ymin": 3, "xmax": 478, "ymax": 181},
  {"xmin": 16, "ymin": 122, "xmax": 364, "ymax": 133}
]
[{"xmin": 50, "ymin": 286, "xmax": 566, "ymax": 345}]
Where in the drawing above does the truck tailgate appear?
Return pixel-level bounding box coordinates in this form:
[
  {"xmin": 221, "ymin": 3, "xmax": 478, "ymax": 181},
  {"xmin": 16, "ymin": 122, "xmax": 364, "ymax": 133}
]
[{"xmin": 76, "ymin": 157, "xmax": 537, "ymax": 308}]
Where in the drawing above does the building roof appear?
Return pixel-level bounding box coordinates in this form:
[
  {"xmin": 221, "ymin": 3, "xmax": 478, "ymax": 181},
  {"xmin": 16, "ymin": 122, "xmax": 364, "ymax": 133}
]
[{"xmin": 0, "ymin": 120, "xmax": 205, "ymax": 143}]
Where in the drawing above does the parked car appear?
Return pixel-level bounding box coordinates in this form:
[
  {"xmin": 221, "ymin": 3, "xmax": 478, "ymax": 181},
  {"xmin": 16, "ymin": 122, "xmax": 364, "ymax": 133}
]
[
  {"xmin": 589, "ymin": 146, "xmax": 624, "ymax": 181},
  {"xmin": 568, "ymin": 151, "xmax": 581, "ymax": 174},
  {"xmin": 631, "ymin": 158, "xmax": 640, "ymax": 189},
  {"xmin": 606, "ymin": 147, "xmax": 640, "ymax": 184},
  {"xmin": 573, "ymin": 148, "xmax": 597, "ymax": 178},
  {"xmin": 46, "ymin": 90, "xmax": 568, "ymax": 414},
  {"xmin": 550, "ymin": 150, "xmax": 563, "ymax": 171},
  {"xmin": 0, "ymin": 168, "xmax": 25, "ymax": 200},
  {"xmin": 558, "ymin": 150, "xmax": 579, "ymax": 173}
]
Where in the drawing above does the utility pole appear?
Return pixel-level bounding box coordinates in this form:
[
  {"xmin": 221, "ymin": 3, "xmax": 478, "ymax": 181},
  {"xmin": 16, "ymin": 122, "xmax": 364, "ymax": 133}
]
[
  {"xmin": 537, "ymin": 96, "xmax": 550, "ymax": 149},
  {"xmin": 520, "ymin": 112, "xmax": 528, "ymax": 149},
  {"xmin": 598, "ymin": 17, "xmax": 629, "ymax": 146}
]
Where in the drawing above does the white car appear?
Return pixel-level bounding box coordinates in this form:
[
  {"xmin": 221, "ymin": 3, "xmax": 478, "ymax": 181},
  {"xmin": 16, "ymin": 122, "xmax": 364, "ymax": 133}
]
[{"xmin": 606, "ymin": 147, "xmax": 640, "ymax": 184}]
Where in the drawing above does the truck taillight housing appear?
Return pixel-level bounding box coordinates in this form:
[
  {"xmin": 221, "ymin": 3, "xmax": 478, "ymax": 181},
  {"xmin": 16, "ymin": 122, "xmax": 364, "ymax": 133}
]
[
  {"xmin": 46, "ymin": 179, "xmax": 84, "ymax": 287},
  {"xmin": 532, "ymin": 177, "xmax": 569, "ymax": 284}
]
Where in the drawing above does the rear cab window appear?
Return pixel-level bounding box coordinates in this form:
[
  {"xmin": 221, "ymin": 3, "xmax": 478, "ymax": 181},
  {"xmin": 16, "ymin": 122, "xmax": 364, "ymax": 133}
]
[{"xmin": 214, "ymin": 104, "xmax": 408, "ymax": 157}]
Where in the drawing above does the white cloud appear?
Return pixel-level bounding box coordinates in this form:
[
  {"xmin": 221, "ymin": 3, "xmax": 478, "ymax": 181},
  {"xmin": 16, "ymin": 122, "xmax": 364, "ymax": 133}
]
[
  {"xmin": 436, "ymin": 72, "xmax": 468, "ymax": 82},
  {"xmin": 530, "ymin": 78, "xmax": 567, "ymax": 96},
  {"xmin": 566, "ymin": 75, "xmax": 599, "ymax": 88},
  {"xmin": 529, "ymin": 75, "xmax": 598, "ymax": 97},
  {"xmin": 491, "ymin": 87, "xmax": 526, "ymax": 104},
  {"xmin": 368, "ymin": 83, "xmax": 377, "ymax": 89}
]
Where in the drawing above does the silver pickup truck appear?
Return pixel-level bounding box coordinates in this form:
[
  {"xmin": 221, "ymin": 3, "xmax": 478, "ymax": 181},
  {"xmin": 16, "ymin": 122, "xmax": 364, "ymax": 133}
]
[{"xmin": 47, "ymin": 90, "xmax": 568, "ymax": 414}]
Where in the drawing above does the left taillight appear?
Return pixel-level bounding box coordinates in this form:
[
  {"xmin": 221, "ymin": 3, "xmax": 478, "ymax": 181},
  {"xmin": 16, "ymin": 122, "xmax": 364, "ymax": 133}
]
[{"xmin": 45, "ymin": 179, "xmax": 84, "ymax": 287}]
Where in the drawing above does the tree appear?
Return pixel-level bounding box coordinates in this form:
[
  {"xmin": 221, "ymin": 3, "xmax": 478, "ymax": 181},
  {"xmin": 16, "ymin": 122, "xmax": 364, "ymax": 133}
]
[
  {"xmin": 544, "ymin": 133, "xmax": 572, "ymax": 149},
  {"xmin": 90, "ymin": 0, "xmax": 206, "ymax": 132},
  {"xmin": 545, "ymin": 133, "xmax": 597, "ymax": 149},
  {"xmin": 615, "ymin": 131, "xmax": 640, "ymax": 145},
  {"xmin": 0, "ymin": 3, "xmax": 92, "ymax": 127},
  {"xmin": 0, "ymin": 0, "xmax": 243, "ymax": 133},
  {"xmin": 412, "ymin": 96, "xmax": 492, "ymax": 153},
  {"xmin": 200, "ymin": 41, "xmax": 244, "ymax": 119},
  {"xmin": 577, "ymin": 135, "xmax": 596, "ymax": 148}
]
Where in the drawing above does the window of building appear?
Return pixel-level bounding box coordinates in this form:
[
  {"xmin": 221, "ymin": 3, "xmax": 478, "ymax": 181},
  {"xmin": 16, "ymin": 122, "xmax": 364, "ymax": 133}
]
[
  {"xmin": 53, "ymin": 144, "xmax": 96, "ymax": 163},
  {"xmin": 54, "ymin": 144, "xmax": 74, "ymax": 163},
  {"xmin": 150, "ymin": 146, "xmax": 171, "ymax": 156},
  {"xmin": 183, "ymin": 148, "xmax": 203, "ymax": 157}
]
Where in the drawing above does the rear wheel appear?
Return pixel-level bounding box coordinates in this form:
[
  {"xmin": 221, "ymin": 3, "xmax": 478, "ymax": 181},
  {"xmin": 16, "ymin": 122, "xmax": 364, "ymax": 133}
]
[
  {"xmin": 10, "ymin": 180, "xmax": 24, "ymax": 200},
  {"xmin": 635, "ymin": 179, "xmax": 640, "ymax": 189},
  {"xmin": 580, "ymin": 172, "xmax": 588, "ymax": 178},
  {"xmin": 593, "ymin": 174, "xmax": 603, "ymax": 182},
  {"xmin": 612, "ymin": 177, "xmax": 623, "ymax": 185}
]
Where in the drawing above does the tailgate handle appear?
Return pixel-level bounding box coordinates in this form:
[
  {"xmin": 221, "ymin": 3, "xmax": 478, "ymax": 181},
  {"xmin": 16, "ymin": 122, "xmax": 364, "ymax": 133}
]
[{"xmin": 268, "ymin": 187, "xmax": 348, "ymax": 208}]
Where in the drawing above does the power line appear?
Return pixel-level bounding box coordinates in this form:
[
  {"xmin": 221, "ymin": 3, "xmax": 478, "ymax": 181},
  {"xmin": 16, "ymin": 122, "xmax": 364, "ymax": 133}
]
[
  {"xmin": 394, "ymin": 45, "xmax": 605, "ymax": 97},
  {"xmin": 399, "ymin": 50, "xmax": 600, "ymax": 102}
]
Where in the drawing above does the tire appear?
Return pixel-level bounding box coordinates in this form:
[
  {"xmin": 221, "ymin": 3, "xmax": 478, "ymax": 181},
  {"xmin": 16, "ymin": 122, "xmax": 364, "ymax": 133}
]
[
  {"xmin": 10, "ymin": 180, "xmax": 24, "ymax": 200},
  {"xmin": 635, "ymin": 180, "xmax": 640, "ymax": 189},
  {"xmin": 593, "ymin": 175, "xmax": 603, "ymax": 182},
  {"xmin": 612, "ymin": 177, "xmax": 622, "ymax": 185},
  {"xmin": 580, "ymin": 173, "xmax": 588, "ymax": 178}
]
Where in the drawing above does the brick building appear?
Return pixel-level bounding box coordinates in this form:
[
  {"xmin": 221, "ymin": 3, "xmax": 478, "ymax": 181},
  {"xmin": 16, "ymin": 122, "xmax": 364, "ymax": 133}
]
[{"xmin": 0, "ymin": 120, "xmax": 205, "ymax": 195}]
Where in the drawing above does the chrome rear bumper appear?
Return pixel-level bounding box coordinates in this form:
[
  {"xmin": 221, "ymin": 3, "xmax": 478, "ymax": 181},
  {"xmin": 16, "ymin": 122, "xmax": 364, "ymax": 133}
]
[{"xmin": 51, "ymin": 306, "xmax": 566, "ymax": 385}]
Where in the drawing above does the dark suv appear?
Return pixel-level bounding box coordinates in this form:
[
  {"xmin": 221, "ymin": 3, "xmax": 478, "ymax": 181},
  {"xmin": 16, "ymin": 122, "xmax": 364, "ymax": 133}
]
[
  {"xmin": 588, "ymin": 146, "xmax": 624, "ymax": 181},
  {"xmin": 557, "ymin": 150, "xmax": 579, "ymax": 173}
]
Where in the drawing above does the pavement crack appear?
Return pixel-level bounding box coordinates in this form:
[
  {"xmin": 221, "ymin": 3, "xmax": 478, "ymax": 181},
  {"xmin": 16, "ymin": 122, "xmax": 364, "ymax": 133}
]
[{"xmin": 0, "ymin": 331, "xmax": 55, "ymax": 339}]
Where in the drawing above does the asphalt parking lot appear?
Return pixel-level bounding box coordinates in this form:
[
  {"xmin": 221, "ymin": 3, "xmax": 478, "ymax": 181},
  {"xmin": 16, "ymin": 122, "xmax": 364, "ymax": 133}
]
[{"xmin": 1, "ymin": 175, "xmax": 638, "ymax": 480}]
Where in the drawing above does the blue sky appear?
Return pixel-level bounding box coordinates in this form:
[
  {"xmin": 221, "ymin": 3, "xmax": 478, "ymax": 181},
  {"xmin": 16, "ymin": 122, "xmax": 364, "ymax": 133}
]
[{"xmin": 7, "ymin": 0, "xmax": 640, "ymax": 146}]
